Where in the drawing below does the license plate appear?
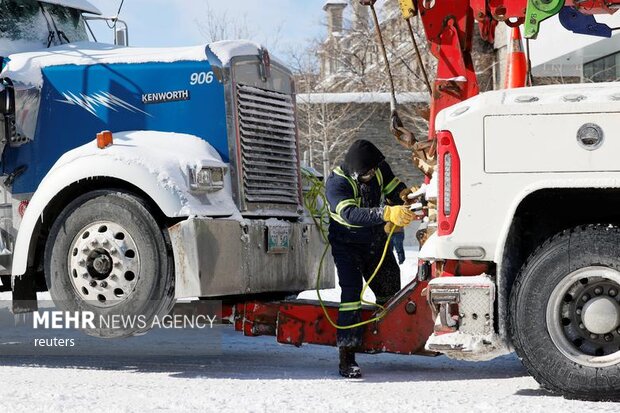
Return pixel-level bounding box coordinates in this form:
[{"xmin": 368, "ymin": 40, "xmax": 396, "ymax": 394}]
[{"xmin": 267, "ymin": 224, "xmax": 290, "ymax": 254}]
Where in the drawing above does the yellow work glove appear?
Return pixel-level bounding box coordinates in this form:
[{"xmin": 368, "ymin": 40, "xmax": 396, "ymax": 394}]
[{"xmin": 383, "ymin": 205, "xmax": 415, "ymax": 227}]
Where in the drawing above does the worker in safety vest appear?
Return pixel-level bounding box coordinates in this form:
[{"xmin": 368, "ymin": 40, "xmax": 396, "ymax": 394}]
[{"xmin": 325, "ymin": 139, "xmax": 414, "ymax": 378}]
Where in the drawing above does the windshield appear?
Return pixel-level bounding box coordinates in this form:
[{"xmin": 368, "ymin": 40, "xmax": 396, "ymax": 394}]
[{"xmin": 0, "ymin": 0, "xmax": 88, "ymax": 55}]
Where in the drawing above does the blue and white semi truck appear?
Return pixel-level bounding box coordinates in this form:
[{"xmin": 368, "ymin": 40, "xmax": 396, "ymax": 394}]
[{"xmin": 0, "ymin": 0, "xmax": 333, "ymax": 336}]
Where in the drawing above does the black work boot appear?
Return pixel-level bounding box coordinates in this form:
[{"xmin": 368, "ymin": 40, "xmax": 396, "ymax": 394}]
[{"xmin": 339, "ymin": 347, "xmax": 362, "ymax": 378}]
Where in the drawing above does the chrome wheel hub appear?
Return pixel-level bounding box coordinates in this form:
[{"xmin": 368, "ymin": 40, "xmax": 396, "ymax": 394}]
[
  {"xmin": 68, "ymin": 221, "xmax": 141, "ymax": 308},
  {"xmin": 546, "ymin": 266, "xmax": 620, "ymax": 367},
  {"xmin": 582, "ymin": 296, "xmax": 620, "ymax": 335}
]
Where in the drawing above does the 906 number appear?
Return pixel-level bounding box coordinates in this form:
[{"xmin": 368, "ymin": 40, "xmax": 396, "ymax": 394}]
[{"xmin": 190, "ymin": 71, "xmax": 214, "ymax": 85}]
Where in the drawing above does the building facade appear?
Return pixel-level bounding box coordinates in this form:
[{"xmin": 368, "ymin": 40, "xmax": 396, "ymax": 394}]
[{"xmin": 530, "ymin": 14, "xmax": 620, "ymax": 83}]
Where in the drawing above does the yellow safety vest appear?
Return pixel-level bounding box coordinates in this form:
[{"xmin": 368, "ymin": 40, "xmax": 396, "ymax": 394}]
[{"xmin": 329, "ymin": 166, "xmax": 401, "ymax": 228}]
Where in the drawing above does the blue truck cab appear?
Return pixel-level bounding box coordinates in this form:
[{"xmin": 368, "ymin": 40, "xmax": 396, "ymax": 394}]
[{"xmin": 0, "ymin": 0, "xmax": 333, "ymax": 335}]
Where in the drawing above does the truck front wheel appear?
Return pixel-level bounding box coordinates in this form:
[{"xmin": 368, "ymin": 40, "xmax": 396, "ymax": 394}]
[
  {"xmin": 510, "ymin": 224, "xmax": 620, "ymax": 401},
  {"xmin": 44, "ymin": 190, "xmax": 175, "ymax": 338}
]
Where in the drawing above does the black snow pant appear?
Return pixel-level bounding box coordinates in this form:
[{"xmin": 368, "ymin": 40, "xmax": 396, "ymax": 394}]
[{"xmin": 330, "ymin": 238, "xmax": 401, "ymax": 349}]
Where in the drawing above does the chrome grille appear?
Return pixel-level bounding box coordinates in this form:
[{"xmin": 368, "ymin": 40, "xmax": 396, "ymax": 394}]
[{"xmin": 236, "ymin": 84, "xmax": 299, "ymax": 205}]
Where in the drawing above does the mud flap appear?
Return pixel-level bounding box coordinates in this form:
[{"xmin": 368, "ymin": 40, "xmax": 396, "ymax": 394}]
[{"xmin": 11, "ymin": 273, "xmax": 38, "ymax": 314}]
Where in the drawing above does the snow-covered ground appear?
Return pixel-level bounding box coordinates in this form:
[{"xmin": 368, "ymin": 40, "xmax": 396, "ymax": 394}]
[
  {"xmin": 0, "ymin": 328, "xmax": 617, "ymax": 412},
  {"xmin": 0, "ymin": 248, "xmax": 617, "ymax": 412}
]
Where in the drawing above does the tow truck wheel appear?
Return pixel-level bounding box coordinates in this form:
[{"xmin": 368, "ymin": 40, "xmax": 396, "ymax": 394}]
[
  {"xmin": 44, "ymin": 190, "xmax": 175, "ymax": 338},
  {"xmin": 510, "ymin": 224, "xmax": 620, "ymax": 401}
]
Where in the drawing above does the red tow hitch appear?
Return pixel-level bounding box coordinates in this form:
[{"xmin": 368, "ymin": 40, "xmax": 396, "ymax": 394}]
[{"xmin": 232, "ymin": 278, "xmax": 436, "ymax": 355}]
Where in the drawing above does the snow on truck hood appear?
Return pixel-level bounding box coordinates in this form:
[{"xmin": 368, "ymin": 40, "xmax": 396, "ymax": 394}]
[
  {"xmin": 1, "ymin": 40, "xmax": 263, "ymax": 87},
  {"xmin": 207, "ymin": 40, "xmax": 263, "ymax": 66},
  {"xmin": 52, "ymin": 130, "xmax": 224, "ymax": 169},
  {"xmin": 49, "ymin": 131, "xmax": 235, "ymax": 217}
]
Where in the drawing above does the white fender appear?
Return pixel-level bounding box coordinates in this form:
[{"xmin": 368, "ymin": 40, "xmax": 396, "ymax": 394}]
[{"xmin": 12, "ymin": 130, "xmax": 237, "ymax": 277}]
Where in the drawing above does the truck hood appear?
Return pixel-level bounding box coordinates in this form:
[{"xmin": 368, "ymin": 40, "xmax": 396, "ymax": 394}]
[{"xmin": 1, "ymin": 40, "xmax": 263, "ymax": 88}]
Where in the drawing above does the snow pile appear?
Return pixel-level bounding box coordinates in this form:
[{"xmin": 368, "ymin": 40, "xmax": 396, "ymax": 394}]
[
  {"xmin": 264, "ymin": 218, "xmax": 291, "ymax": 227},
  {"xmin": 207, "ymin": 40, "xmax": 263, "ymax": 65},
  {"xmin": 1, "ymin": 42, "xmax": 210, "ymax": 87},
  {"xmin": 425, "ymin": 331, "xmax": 511, "ymax": 362},
  {"xmin": 297, "ymin": 92, "xmax": 428, "ymax": 105},
  {"xmin": 429, "ymin": 274, "xmax": 495, "ymax": 286}
]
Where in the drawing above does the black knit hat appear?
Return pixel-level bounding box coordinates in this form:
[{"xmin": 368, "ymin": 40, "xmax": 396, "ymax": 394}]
[{"xmin": 342, "ymin": 139, "xmax": 385, "ymax": 177}]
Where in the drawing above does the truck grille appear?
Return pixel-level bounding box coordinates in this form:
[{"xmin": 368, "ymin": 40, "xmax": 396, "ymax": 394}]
[{"xmin": 236, "ymin": 84, "xmax": 299, "ymax": 205}]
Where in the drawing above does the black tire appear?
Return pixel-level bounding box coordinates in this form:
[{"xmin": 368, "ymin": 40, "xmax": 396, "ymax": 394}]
[
  {"xmin": 510, "ymin": 224, "xmax": 620, "ymax": 401},
  {"xmin": 44, "ymin": 190, "xmax": 175, "ymax": 338}
]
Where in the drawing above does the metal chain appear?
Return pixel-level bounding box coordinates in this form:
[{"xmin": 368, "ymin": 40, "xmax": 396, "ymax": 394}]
[
  {"xmin": 405, "ymin": 17, "xmax": 432, "ymax": 96},
  {"xmin": 368, "ymin": 2, "xmax": 398, "ymax": 111}
]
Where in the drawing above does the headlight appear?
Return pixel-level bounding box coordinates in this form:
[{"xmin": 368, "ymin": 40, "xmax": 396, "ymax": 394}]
[{"xmin": 188, "ymin": 166, "xmax": 227, "ymax": 193}]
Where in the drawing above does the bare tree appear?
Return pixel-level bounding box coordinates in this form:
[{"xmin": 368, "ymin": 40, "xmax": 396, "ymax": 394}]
[
  {"xmin": 297, "ymin": 97, "xmax": 377, "ymax": 177},
  {"xmin": 316, "ymin": 3, "xmax": 437, "ymax": 95},
  {"xmin": 194, "ymin": 3, "xmax": 284, "ymax": 56},
  {"xmin": 287, "ymin": 44, "xmax": 321, "ymax": 93},
  {"xmin": 288, "ymin": 42, "xmax": 378, "ymax": 176},
  {"xmin": 194, "ymin": 3, "xmax": 254, "ymax": 42}
]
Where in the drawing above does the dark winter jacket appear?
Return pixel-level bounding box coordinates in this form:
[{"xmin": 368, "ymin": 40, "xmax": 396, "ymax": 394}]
[{"xmin": 326, "ymin": 145, "xmax": 406, "ymax": 244}]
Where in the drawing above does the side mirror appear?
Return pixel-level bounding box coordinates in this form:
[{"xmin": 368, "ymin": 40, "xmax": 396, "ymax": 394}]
[{"xmin": 114, "ymin": 21, "xmax": 129, "ymax": 47}]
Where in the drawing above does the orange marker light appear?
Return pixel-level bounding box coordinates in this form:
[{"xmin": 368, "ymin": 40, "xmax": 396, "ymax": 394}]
[{"xmin": 97, "ymin": 130, "xmax": 113, "ymax": 149}]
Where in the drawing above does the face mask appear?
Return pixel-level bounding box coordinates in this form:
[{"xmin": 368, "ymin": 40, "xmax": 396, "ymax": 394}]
[{"xmin": 358, "ymin": 168, "xmax": 376, "ymax": 183}]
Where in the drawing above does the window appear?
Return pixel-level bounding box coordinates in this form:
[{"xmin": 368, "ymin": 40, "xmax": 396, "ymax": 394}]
[
  {"xmin": 1, "ymin": 0, "xmax": 87, "ymax": 53},
  {"xmin": 46, "ymin": 4, "xmax": 88, "ymax": 43},
  {"xmin": 583, "ymin": 52, "xmax": 620, "ymax": 82},
  {"xmin": 0, "ymin": 0, "xmax": 43, "ymax": 43}
]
